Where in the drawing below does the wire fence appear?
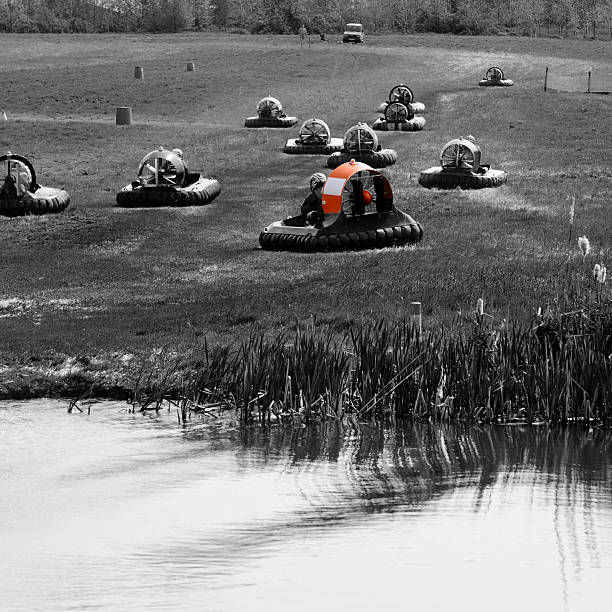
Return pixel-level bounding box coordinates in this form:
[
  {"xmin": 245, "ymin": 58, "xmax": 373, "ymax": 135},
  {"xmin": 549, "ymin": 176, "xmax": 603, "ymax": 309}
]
[{"xmin": 545, "ymin": 65, "xmax": 612, "ymax": 94}]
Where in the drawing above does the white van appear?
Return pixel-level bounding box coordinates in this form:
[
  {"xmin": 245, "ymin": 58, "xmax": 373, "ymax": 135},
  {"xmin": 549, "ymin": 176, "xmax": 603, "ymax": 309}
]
[{"xmin": 343, "ymin": 23, "xmax": 364, "ymax": 44}]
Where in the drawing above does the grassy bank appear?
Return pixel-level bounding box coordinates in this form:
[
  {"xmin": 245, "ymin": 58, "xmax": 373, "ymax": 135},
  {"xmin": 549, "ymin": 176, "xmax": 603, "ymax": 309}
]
[{"xmin": 0, "ymin": 33, "xmax": 610, "ymax": 399}]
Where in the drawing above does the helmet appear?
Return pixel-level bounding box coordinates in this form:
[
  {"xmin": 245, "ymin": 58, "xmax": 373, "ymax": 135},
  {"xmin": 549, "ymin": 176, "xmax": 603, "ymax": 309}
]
[
  {"xmin": 172, "ymin": 148, "xmax": 183, "ymax": 158},
  {"xmin": 309, "ymin": 172, "xmax": 326, "ymax": 191}
]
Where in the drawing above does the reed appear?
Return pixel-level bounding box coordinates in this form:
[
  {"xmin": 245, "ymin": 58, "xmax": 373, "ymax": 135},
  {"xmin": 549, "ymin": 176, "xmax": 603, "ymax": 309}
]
[{"xmin": 141, "ymin": 291, "xmax": 609, "ymax": 427}]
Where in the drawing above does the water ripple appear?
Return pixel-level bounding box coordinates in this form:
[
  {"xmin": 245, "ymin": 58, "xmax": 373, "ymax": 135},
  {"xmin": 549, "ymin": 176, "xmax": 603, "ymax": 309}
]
[{"xmin": 1, "ymin": 400, "xmax": 610, "ymax": 612}]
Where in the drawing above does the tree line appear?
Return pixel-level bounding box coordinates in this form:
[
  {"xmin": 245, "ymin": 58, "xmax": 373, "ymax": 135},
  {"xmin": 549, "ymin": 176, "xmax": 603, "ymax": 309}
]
[{"xmin": 1, "ymin": 0, "xmax": 610, "ymax": 37}]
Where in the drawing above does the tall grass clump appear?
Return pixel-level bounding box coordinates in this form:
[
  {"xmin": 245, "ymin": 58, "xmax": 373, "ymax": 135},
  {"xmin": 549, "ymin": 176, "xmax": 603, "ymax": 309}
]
[{"xmin": 236, "ymin": 329, "xmax": 352, "ymax": 423}]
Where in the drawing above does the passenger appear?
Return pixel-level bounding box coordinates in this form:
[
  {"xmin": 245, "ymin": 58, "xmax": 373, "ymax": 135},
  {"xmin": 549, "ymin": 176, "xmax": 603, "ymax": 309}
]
[
  {"xmin": 171, "ymin": 148, "xmax": 189, "ymax": 185},
  {"xmin": 463, "ymin": 135, "xmax": 487, "ymax": 173},
  {"xmin": 301, "ymin": 173, "xmax": 325, "ymax": 225},
  {"xmin": 17, "ymin": 169, "xmax": 30, "ymax": 195}
]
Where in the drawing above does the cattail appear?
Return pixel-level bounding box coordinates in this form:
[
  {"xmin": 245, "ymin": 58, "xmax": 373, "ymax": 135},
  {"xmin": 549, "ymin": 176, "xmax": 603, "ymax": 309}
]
[
  {"xmin": 597, "ymin": 265, "xmax": 607, "ymax": 284},
  {"xmin": 476, "ymin": 298, "xmax": 484, "ymax": 316},
  {"xmin": 593, "ymin": 263, "xmax": 601, "ymax": 278},
  {"xmin": 578, "ymin": 235, "xmax": 590, "ymax": 256},
  {"xmin": 569, "ymin": 196, "xmax": 575, "ymax": 225}
]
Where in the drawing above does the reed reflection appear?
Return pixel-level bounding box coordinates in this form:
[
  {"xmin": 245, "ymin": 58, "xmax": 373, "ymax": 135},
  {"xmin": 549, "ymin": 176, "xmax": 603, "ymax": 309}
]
[
  {"xmin": 234, "ymin": 422, "xmax": 609, "ymax": 487},
  {"xmin": 226, "ymin": 422, "xmax": 611, "ymax": 521}
]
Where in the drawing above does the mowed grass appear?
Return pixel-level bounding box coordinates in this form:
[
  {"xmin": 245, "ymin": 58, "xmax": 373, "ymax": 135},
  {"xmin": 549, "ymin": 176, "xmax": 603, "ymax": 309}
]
[{"xmin": 0, "ymin": 32, "xmax": 610, "ymax": 365}]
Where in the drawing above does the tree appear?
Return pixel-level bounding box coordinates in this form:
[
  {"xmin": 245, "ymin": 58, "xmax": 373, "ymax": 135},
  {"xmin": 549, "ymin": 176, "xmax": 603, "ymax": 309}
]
[
  {"xmin": 211, "ymin": 0, "xmax": 231, "ymax": 26},
  {"xmin": 191, "ymin": 0, "xmax": 211, "ymax": 28},
  {"xmin": 161, "ymin": 0, "xmax": 191, "ymax": 31}
]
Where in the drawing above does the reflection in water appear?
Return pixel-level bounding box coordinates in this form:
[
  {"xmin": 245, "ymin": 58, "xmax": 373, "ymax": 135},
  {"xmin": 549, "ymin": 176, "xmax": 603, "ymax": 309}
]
[
  {"xmin": 0, "ymin": 401, "xmax": 610, "ymax": 612},
  {"xmin": 234, "ymin": 420, "xmax": 610, "ymax": 509}
]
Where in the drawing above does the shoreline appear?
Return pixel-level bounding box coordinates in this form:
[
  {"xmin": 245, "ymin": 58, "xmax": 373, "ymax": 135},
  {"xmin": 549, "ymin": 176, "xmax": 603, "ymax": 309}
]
[{"xmin": 2, "ymin": 307, "xmax": 609, "ymax": 429}]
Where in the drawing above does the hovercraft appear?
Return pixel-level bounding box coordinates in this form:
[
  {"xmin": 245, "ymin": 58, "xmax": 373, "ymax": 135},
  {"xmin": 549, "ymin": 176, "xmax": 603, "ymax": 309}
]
[
  {"xmin": 245, "ymin": 96, "xmax": 298, "ymax": 128},
  {"xmin": 418, "ymin": 137, "xmax": 507, "ymax": 189},
  {"xmin": 283, "ymin": 118, "xmax": 344, "ymax": 154},
  {"xmin": 327, "ymin": 123, "xmax": 397, "ymax": 169},
  {"xmin": 373, "ymin": 100, "xmax": 426, "ymax": 133},
  {"xmin": 478, "ymin": 66, "xmax": 514, "ymax": 87},
  {"xmin": 0, "ymin": 152, "xmax": 70, "ymax": 217},
  {"xmin": 377, "ymin": 84, "xmax": 426, "ymax": 115},
  {"xmin": 259, "ymin": 159, "xmax": 422, "ymax": 252},
  {"xmin": 116, "ymin": 147, "xmax": 221, "ymax": 207}
]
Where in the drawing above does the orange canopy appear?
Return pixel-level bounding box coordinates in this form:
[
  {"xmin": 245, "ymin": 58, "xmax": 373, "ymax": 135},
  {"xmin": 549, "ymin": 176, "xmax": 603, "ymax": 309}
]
[{"xmin": 321, "ymin": 159, "xmax": 373, "ymax": 214}]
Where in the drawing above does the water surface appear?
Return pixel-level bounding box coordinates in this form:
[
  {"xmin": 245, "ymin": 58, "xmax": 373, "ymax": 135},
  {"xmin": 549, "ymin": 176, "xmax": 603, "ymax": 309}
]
[{"xmin": 1, "ymin": 400, "xmax": 610, "ymax": 611}]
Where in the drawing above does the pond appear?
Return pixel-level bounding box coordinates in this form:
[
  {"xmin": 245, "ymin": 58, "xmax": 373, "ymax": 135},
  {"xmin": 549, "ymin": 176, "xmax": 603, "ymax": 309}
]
[{"xmin": 0, "ymin": 400, "xmax": 610, "ymax": 611}]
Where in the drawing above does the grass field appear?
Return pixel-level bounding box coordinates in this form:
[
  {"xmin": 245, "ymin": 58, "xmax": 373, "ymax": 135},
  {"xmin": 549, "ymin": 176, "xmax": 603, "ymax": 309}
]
[{"xmin": 0, "ymin": 32, "xmax": 610, "ymax": 395}]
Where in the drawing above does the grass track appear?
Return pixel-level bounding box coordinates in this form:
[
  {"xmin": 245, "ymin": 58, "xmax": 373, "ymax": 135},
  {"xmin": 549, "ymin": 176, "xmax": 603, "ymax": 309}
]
[{"xmin": 0, "ymin": 33, "xmax": 610, "ymax": 371}]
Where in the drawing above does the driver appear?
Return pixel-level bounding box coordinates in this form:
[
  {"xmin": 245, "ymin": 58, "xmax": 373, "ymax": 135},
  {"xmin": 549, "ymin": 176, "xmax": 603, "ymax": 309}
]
[
  {"xmin": 0, "ymin": 174, "xmax": 17, "ymax": 199},
  {"xmin": 301, "ymin": 173, "xmax": 325, "ymax": 225},
  {"xmin": 0, "ymin": 165, "xmax": 30, "ymax": 198}
]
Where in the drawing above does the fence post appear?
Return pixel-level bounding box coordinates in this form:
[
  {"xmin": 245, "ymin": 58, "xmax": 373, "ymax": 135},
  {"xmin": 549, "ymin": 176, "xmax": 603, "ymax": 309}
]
[
  {"xmin": 410, "ymin": 302, "xmax": 422, "ymax": 336},
  {"xmin": 544, "ymin": 66, "xmax": 548, "ymax": 91},
  {"xmin": 587, "ymin": 70, "xmax": 592, "ymax": 93}
]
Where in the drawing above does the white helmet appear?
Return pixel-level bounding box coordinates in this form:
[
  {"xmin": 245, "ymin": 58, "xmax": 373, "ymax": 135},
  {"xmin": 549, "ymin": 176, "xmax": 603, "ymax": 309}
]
[{"xmin": 309, "ymin": 172, "xmax": 326, "ymax": 191}]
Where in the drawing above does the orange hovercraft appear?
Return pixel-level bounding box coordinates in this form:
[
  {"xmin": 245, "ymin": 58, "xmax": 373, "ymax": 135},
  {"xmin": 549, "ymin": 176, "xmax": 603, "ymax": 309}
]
[{"xmin": 259, "ymin": 159, "xmax": 423, "ymax": 252}]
